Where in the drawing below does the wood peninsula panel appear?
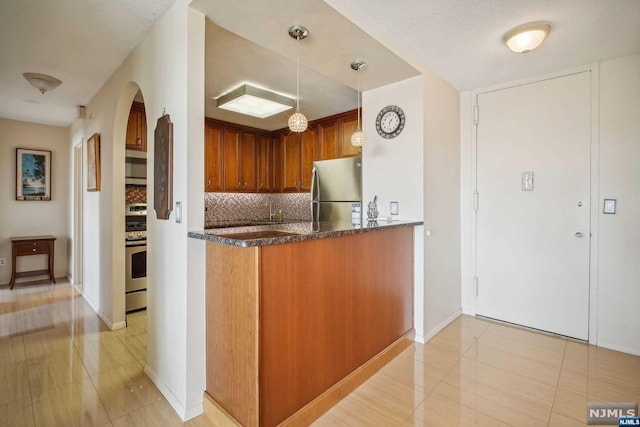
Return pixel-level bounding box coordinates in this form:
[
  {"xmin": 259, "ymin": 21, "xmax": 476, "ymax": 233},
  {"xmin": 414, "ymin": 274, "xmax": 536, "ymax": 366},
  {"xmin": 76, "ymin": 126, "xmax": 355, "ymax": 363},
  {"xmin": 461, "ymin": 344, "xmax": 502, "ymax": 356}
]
[
  {"xmin": 258, "ymin": 227, "xmax": 414, "ymax": 426},
  {"xmin": 206, "ymin": 244, "xmax": 259, "ymax": 427}
]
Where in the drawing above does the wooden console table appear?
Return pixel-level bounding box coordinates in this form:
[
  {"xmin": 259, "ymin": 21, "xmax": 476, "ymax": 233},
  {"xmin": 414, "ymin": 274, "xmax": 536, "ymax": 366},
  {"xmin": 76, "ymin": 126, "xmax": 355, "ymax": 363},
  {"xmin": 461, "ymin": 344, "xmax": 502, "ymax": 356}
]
[{"xmin": 9, "ymin": 235, "xmax": 56, "ymax": 289}]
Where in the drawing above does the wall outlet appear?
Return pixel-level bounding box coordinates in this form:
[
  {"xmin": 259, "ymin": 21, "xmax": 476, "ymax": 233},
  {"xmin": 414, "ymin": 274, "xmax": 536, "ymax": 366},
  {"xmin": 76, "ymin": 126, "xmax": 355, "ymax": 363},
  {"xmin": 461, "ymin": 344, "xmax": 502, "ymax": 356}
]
[
  {"xmin": 0, "ymin": 258, "xmax": 5, "ymax": 267},
  {"xmin": 390, "ymin": 201, "xmax": 399, "ymax": 215}
]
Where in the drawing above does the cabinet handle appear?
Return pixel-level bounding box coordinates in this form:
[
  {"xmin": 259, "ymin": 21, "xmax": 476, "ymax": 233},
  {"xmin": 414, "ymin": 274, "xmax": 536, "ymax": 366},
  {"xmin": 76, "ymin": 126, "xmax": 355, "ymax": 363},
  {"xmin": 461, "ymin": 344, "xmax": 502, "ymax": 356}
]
[
  {"xmin": 238, "ymin": 181, "xmax": 241, "ymax": 188},
  {"xmin": 32, "ymin": 249, "xmax": 36, "ymax": 252}
]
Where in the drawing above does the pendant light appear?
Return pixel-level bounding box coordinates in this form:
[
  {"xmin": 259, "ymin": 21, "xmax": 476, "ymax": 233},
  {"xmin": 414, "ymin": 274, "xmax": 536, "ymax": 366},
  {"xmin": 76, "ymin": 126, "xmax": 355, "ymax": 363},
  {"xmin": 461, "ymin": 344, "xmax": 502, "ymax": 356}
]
[
  {"xmin": 350, "ymin": 61, "xmax": 367, "ymax": 147},
  {"xmin": 288, "ymin": 25, "xmax": 309, "ymax": 133}
]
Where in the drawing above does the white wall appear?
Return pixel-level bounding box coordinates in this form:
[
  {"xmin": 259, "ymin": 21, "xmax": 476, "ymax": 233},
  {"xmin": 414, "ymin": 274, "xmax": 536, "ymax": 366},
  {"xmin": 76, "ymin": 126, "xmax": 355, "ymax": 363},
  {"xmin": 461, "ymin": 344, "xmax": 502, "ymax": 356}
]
[
  {"xmin": 422, "ymin": 70, "xmax": 462, "ymax": 339},
  {"xmin": 597, "ymin": 53, "xmax": 640, "ymax": 355},
  {"xmin": 460, "ymin": 53, "xmax": 640, "ymax": 356},
  {"xmin": 362, "ymin": 76, "xmax": 425, "ymax": 340},
  {"xmin": 362, "ymin": 73, "xmax": 462, "ymax": 343},
  {"xmin": 0, "ymin": 118, "xmax": 70, "ymax": 284},
  {"xmin": 78, "ymin": 0, "xmax": 206, "ymax": 419}
]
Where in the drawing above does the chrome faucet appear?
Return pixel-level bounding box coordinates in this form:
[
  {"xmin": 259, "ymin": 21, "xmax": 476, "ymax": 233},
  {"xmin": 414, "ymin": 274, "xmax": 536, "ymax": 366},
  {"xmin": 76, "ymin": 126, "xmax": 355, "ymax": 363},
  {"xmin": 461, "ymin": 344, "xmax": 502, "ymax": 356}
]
[{"xmin": 269, "ymin": 202, "xmax": 276, "ymax": 221}]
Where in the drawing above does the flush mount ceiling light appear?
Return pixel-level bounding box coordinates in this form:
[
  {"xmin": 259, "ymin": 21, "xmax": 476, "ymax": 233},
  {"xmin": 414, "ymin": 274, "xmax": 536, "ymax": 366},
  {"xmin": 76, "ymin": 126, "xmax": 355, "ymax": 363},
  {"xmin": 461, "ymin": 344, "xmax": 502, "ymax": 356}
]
[
  {"xmin": 503, "ymin": 23, "xmax": 551, "ymax": 54},
  {"xmin": 288, "ymin": 25, "xmax": 309, "ymax": 133},
  {"xmin": 23, "ymin": 72, "xmax": 62, "ymax": 94},
  {"xmin": 350, "ymin": 60, "xmax": 367, "ymax": 147},
  {"xmin": 216, "ymin": 84, "xmax": 295, "ymax": 118}
]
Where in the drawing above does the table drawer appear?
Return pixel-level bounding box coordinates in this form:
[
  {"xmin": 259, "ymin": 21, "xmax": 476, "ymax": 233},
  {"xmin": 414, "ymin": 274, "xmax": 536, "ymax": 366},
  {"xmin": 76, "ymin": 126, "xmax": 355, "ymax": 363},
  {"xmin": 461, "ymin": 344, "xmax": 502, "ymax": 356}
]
[{"xmin": 17, "ymin": 242, "xmax": 50, "ymax": 256}]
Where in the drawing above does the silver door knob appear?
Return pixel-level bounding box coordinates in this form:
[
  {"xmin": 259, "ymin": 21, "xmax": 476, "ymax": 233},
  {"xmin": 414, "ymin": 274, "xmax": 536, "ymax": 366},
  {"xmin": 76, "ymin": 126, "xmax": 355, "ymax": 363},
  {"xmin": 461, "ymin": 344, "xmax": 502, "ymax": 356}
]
[{"xmin": 575, "ymin": 231, "xmax": 584, "ymax": 238}]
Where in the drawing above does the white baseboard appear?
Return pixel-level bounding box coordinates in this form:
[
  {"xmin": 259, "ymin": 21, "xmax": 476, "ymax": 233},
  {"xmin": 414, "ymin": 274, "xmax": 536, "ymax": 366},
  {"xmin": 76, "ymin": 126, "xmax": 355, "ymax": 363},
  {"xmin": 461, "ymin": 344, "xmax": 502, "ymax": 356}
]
[
  {"xmin": 597, "ymin": 340, "xmax": 640, "ymax": 357},
  {"xmin": 145, "ymin": 364, "xmax": 203, "ymax": 421},
  {"xmin": 418, "ymin": 309, "xmax": 463, "ymax": 344},
  {"xmin": 80, "ymin": 294, "xmax": 125, "ymax": 331}
]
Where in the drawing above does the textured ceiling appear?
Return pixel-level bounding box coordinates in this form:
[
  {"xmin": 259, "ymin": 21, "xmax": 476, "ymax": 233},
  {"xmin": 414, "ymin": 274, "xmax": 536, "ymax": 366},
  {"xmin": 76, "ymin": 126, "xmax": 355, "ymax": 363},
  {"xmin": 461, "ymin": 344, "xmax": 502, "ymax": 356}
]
[
  {"xmin": 0, "ymin": 0, "xmax": 175, "ymax": 126},
  {"xmin": 325, "ymin": 0, "xmax": 640, "ymax": 91},
  {"xmin": 3, "ymin": 0, "xmax": 640, "ymax": 128}
]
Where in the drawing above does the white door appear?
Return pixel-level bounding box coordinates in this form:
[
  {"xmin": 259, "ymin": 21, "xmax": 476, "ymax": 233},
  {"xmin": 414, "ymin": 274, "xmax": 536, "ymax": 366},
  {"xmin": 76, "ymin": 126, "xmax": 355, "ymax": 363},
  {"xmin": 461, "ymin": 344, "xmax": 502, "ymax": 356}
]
[{"xmin": 475, "ymin": 72, "xmax": 591, "ymax": 340}]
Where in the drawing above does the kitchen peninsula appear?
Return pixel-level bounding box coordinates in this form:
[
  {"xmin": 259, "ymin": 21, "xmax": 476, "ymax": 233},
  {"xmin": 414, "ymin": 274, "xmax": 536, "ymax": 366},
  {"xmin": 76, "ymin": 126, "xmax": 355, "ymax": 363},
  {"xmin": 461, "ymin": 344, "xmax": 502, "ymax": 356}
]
[{"xmin": 189, "ymin": 220, "xmax": 422, "ymax": 426}]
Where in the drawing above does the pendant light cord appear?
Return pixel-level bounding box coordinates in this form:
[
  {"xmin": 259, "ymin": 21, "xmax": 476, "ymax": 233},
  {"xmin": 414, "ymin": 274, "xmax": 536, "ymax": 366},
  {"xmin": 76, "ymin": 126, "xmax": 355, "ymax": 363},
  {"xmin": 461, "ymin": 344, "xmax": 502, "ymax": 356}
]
[
  {"xmin": 296, "ymin": 38, "xmax": 300, "ymax": 112},
  {"xmin": 357, "ymin": 72, "xmax": 361, "ymax": 131}
]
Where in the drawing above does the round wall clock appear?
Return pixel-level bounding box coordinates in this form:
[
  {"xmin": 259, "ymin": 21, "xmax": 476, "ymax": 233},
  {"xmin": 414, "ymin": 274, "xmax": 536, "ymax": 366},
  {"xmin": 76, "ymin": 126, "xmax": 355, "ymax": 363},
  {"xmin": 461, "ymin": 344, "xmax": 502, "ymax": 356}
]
[{"xmin": 375, "ymin": 105, "xmax": 405, "ymax": 139}]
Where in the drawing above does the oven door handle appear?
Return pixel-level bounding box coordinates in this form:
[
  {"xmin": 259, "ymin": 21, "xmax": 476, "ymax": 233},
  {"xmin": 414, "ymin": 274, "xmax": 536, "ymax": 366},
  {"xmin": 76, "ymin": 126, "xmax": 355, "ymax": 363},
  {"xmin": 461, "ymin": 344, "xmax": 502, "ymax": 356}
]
[{"xmin": 125, "ymin": 242, "xmax": 147, "ymax": 248}]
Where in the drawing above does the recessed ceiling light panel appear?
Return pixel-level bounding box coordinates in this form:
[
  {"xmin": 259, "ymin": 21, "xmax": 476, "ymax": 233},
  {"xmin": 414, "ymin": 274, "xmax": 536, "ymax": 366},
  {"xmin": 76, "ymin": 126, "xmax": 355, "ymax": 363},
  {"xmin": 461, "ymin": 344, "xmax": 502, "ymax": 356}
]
[{"xmin": 216, "ymin": 84, "xmax": 294, "ymax": 118}]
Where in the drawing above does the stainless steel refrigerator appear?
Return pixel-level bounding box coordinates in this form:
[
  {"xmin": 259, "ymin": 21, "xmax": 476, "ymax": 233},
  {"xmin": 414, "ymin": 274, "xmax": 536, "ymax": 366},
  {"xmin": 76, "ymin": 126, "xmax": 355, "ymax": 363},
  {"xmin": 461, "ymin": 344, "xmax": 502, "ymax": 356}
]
[{"xmin": 310, "ymin": 156, "xmax": 362, "ymax": 226}]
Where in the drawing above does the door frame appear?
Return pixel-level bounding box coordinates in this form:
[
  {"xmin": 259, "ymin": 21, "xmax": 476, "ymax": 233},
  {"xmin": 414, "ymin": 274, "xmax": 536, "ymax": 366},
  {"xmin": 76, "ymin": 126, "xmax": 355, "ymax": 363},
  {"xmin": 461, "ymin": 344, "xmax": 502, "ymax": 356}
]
[
  {"xmin": 463, "ymin": 64, "xmax": 600, "ymax": 344},
  {"xmin": 73, "ymin": 141, "xmax": 84, "ymax": 292}
]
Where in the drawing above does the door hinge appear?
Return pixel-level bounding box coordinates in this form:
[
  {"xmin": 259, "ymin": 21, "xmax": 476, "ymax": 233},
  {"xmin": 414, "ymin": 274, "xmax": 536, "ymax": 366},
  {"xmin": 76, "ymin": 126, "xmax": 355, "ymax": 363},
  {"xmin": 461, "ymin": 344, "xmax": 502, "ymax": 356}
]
[
  {"xmin": 473, "ymin": 191, "xmax": 479, "ymax": 212},
  {"xmin": 473, "ymin": 276, "xmax": 479, "ymax": 297},
  {"xmin": 473, "ymin": 105, "xmax": 479, "ymax": 125}
]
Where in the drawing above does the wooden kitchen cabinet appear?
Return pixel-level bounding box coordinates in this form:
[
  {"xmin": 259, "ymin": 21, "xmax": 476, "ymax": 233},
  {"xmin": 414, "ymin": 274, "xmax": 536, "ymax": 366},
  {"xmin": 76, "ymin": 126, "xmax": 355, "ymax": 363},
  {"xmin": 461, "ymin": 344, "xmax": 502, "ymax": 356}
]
[
  {"xmin": 317, "ymin": 121, "xmax": 339, "ymax": 160},
  {"xmin": 316, "ymin": 109, "xmax": 360, "ymax": 160},
  {"xmin": 204, "ymin": 120, "xmax": 224, "ymax": 192},
  {"xmin": 204, "ymin": 109, "xmax": 357, "ymax": 194},
  {"xmin": 256, "ymin": 135, "xmax": 274, "ymax": 192},
  {"xmin": 126, "ymin": 101, "xmax": 147, "ymax": 152},
  {"xmin": 338, "ymin": 113, "xmax": 361, "ymax": 158},
  {"xmin": 280, "ymin": 127, "xmax": 317, "ymax": 192},
  {"xmin": 223, "ymin": 129, "xmax": 257, "ymax": 192},
  {"xmin": 300, "ymin": 127, "xmax": 317, "ymax": 191}
]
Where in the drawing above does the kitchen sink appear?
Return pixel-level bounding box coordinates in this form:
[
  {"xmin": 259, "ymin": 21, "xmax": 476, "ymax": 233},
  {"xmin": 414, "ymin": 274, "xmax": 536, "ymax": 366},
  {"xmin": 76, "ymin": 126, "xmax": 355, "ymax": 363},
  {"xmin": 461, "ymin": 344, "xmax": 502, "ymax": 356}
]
[
  {"xmin": 250, "ymin": 219, "xmax": 285, "ymax": 225},
  {"xmin": 219, "ymin": 230, "xmax": 302, "ymax": 240}
]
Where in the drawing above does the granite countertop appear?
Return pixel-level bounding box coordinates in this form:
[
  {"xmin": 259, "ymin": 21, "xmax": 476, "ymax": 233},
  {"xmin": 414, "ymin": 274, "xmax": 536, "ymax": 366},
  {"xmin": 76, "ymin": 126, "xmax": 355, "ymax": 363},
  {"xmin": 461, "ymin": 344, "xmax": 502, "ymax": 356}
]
[
  {"xmin": 204, "ymin": 219, "xmax": 304, "ymax": 229},
  {"xmin": 188, "ymin": 220, "xmax": 424, "ymax": 248}
]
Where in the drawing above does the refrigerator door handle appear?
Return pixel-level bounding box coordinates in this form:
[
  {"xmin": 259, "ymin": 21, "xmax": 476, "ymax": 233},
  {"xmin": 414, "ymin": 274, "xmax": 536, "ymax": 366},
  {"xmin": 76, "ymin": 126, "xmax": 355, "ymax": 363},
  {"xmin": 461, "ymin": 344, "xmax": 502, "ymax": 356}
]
[
  {"xmin": 310, "ymin": 166, "xmax": 318, "ymax": 222},
  {"xmin": 310, "ymin": 166, "xmax": 319, "ymax": 202}
]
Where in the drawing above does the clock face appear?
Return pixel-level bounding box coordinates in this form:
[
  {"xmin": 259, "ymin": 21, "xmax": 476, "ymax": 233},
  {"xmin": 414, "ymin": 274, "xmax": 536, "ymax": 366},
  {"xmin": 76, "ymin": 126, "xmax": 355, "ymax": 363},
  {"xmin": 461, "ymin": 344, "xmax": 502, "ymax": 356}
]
[{"xmin": 375, "ymin": 105, "xmax": 405, "ymax": 139}]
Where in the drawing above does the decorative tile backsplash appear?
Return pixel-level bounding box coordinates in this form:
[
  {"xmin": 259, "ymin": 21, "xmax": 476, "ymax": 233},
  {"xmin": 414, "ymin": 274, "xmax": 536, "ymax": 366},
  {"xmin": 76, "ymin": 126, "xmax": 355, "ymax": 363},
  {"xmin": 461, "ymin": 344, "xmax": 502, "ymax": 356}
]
[
  {"xmin": 204, "ymin": 192, "xmax": 310, "ymax": 224},
  {"xmin": 126, "ymin": 186, "xmax": 147, "ymax": 204}
]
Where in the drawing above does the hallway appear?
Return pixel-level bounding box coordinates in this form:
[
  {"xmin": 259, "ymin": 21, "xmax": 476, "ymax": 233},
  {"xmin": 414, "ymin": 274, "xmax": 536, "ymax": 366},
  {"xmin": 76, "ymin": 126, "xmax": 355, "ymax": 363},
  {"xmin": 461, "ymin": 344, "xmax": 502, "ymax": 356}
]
[{"xmin": 0, "ymin": 279, "xmax": 213, "ymax": 426}]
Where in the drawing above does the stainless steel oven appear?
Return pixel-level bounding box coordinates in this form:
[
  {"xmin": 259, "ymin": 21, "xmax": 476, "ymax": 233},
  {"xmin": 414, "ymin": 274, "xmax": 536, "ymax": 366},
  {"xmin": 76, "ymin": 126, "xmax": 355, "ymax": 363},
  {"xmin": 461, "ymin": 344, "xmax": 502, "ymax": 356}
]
[{"xmin": 125, "ymin": 203, "xmax": 147, "ymax": 312}]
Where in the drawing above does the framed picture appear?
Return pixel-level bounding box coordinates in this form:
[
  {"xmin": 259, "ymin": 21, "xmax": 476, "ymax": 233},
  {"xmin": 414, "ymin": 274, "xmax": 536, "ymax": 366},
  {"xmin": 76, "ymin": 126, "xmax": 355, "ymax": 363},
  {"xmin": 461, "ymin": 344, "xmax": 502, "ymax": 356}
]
[
  {"xmin": 154, "ymin": 114, "xmax": 173, "ymax": 220},
  {"xmin": 16, "ymin": 148, "xmax": 52, "ymax": 201},
  {"xmin": 87, "ymin": 133, "xmax": 101, "ymax": 192}
]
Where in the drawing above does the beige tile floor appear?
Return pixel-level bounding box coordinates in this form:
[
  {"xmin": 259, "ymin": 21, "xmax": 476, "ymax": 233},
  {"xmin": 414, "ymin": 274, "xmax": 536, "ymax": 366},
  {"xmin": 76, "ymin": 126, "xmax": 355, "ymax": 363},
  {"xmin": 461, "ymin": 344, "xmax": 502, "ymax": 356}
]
[
  {"xmin": 0, "ymin": 279, "xmax": 215, "ymax": 427},
  {"xmin": 2, "ymin": 279, "xmax": 639, "ymax": 426},
  {"xmin": 312, "ymin": 315, "xmax": 640, "ymax": 426}
]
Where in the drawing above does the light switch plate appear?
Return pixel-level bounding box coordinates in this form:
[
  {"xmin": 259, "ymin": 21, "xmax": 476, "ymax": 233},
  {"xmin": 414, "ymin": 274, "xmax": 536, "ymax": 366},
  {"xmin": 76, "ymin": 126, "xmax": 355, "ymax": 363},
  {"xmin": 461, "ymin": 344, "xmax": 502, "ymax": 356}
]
[
  {"xmin": 390, "ymin": 201, "xmax": 399, "ymax": 215},
  {"xmin": 603, "ymin": 199, "xmax": 616, "ymax": 214},
  {"xmin": 175, "ymin": 201, "xmax": 182, "ymax": 223},
  {"xmin": 522, "ymin": 171, "xmax": 534, "ymax": 191}
]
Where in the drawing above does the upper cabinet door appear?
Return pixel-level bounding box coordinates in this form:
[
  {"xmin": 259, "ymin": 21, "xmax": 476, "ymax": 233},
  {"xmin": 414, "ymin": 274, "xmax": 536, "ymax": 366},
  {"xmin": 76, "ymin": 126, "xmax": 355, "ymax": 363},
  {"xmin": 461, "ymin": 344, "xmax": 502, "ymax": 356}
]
[
  {"xmin": 338, "ymin": 114, "xmax": 361, "ymax": 158},
  {"xmin": 300, "ymin": 126, "xmax": 318, "ymax": 192},
  {"xmin": 282, "ymin": 132, "xmax": 301, "ymax": 192},
  {"xmin": 223, "ymin": 128, "xmax": 241, "ymax": 191},
  {"xmin": 317, "ymin": 122, "xmax": 339, "ymax": 161},
  {"xmin": 125, "ymin": 102, "xmax": 147, "ymax": 152},
  {"xmin": 240, "ymin": 132, "xmax": 257, "ymax": 192},
  {"xmin": 204, "ymin": 121, "xmax": 224, "ymax": 192},
  {"xmin": 257, "ymin": 135, "xmax": 274, "ymax": 192}
]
